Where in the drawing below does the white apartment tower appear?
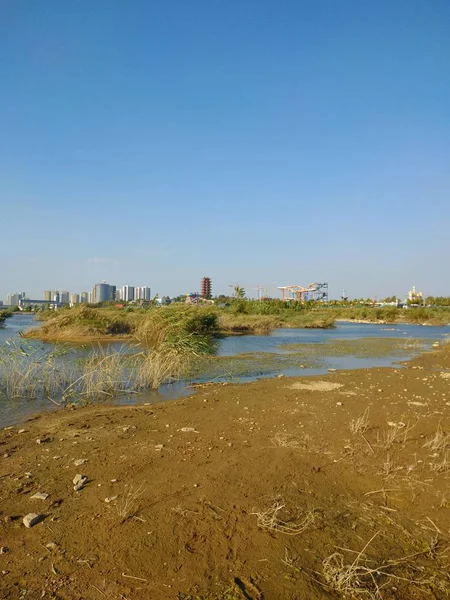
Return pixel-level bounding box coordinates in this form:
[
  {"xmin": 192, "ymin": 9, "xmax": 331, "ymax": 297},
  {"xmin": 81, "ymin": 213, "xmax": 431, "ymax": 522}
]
[
  {"xmin": 135, "ymin": 286, "xmax": 151, "ymax": 301},
  {"xmin": 121, "ymin": 286, "xmax": 135, "ymax": 302}
]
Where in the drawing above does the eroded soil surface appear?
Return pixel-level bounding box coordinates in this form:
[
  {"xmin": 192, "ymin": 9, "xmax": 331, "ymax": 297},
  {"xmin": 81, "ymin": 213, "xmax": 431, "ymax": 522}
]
[{"xmin": 1, "ymin": 347, "xmax": 450, "ymax": 599}]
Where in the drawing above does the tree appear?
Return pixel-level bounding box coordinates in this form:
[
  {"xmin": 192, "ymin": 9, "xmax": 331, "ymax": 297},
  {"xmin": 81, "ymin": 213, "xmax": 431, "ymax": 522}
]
[
  {"xmin": 0, "ymin": 310, "xmax": 13, "ymax": 325},
  {"xmin": 231, "ymin": 284, "xmax": 246, "ymax": 299}
]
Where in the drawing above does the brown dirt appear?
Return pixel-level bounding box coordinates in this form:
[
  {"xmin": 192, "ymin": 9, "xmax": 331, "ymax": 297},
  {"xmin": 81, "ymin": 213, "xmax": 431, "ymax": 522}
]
[{"xmin": 1, "ymin": 347, "xmax": 450, "ymax": 600}]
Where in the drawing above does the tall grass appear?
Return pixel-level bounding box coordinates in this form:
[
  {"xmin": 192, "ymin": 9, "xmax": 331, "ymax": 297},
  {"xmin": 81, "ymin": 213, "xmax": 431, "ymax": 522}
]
[
  {"xmin": 133, "ymin": 306, "xmax": 220, "ymax": 353},
  {"xmin": 0, "ymin": 341, "xmax": 189, "ymax": 402},
  {"xmin": 25, "ymin": 306, "xmax": 134, "ymax": 341}
]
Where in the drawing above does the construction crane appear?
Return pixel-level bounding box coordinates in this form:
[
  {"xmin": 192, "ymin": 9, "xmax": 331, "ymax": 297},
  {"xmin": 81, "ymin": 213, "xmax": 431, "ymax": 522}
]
[{"xmin": 278, "ymin": 282, "xmax": 328, "ymax": 303}]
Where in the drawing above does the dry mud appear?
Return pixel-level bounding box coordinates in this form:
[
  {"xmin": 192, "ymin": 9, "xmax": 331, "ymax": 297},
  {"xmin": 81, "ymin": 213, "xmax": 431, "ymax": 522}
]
[{"xmin": 1, "ymin": 347, "xmax": 450, "ymax": 599}]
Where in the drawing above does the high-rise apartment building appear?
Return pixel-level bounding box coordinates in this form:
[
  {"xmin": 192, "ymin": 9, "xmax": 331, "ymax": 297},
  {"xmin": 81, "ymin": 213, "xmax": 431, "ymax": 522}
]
[
  {"xmin": 80, "ymin": 292, "xmax": 88, "ymax": 303},
  {"xmin": 70, "ymin": 294, "xmax": 80, "ymax": 305},
  {"xmin": 6, "ymin": 292, "xmax": 27, "ymax": 306},
  {"xmin": 60, "ymin": 291, "xmax": 70, "ymax": 304},
  {"xmin": 43, "ymin": 290, "xmax": 52, "ymax": 301},
  {"xmin": 94, "ymin": 283, "xmax": 111, "ymax": 303},
  {"xmin": 135, "ymin": 286, "xmax": 151, "ymax": 301},
  {"xmin": 6, "ymin": 293, "xmax": 19, "ymax": 306},
  {"xmin": 121, "ymin": 286, "xmax": 135, "ymax": 302},
  {"xmin": 201, "ymin": 277, "xmax": 212, "ymax": 298}
]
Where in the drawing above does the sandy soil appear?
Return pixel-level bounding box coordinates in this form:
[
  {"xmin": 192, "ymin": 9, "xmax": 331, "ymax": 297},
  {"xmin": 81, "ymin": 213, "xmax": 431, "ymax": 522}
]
[{"xmin": 1, "ymin": 347, "xmax": 450, "ymax": 599}]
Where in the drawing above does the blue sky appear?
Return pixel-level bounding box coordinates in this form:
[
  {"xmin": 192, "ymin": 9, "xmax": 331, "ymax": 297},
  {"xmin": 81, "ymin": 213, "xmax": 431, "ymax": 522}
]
[{"xmin": 1, "ymin": 0, "xmax": 449, "ymax": 301}]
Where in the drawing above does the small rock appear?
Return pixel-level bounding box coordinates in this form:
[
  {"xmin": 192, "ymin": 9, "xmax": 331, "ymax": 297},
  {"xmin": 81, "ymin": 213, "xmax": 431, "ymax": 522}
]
[
  {"xmin": 110, "ymin": 479, "xmax": 117, "ymax": 483},
  {"xmin": 18, "ymin": 429, "xmax": 26, "ymax": 434},
  {"xmin": 0, "ymin": 547, "xmax": 9, "ymax": 555},
  {"xmin": 23, "ymin": 513, "xmax": 45, "ymax": 528},
  {"xmin": 36, "ymin": 437, "xmax": 51, "ymax": 445},
  {"xmin": 277, "ymin": 374, "xmax": 284, "ymax": 379},
  {"xmin": 73, "ymin": 474, "xmax": 88, "ymax": 490},
  {"xmin": 46, "ymin": 542, "xmax": 58, "ymax": 551},
  {"xmin": 154, "ymin": 444, "xmax": 164, "ymax": 451},
  {"xmin": 73, "ymin": 459, "xmax": 86, "ymax": 467},
  {"xmin": 73, "ymin": 474, "xmax": 87, "ymax": 486},
  {"xmin": 178, "ymin": 427, "xmax": 198, "ymax": 433},
  {"xmin": 336, "ymin": 402, "xmax": 343, "ymax": 406},
  {"xmin": 104, "ymin": 496, "xmax": 117, "ymax": 503},
  {"xmin": 328, "ymin": 368, "xmax": 337, "ymax": 372},
  {"xmin": 30, "ymin": 492, "xmax": 49, "ymax": 501}
]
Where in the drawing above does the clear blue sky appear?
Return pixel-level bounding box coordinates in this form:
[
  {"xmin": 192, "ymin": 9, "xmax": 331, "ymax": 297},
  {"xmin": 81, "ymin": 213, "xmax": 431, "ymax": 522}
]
[{"xmin": 1, "ymin": 0, "xmax": 449, "ymax": 301}]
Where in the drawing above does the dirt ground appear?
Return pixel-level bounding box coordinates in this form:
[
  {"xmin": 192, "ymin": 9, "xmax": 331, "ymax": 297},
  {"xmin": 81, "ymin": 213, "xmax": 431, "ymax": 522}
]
[{"xmin": 1, "ymin": 346, "xmax": 449, "ymax": 600}]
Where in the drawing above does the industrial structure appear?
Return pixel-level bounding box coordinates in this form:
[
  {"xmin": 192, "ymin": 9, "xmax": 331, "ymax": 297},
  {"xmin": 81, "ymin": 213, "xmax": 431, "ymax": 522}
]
[
  {"xmin": 201, "ymin": 277, "xmax": 212, "ymax": 299},
  {"xmin": 278, "ymin": 282, "xmax": 328, "ymax": 303}
]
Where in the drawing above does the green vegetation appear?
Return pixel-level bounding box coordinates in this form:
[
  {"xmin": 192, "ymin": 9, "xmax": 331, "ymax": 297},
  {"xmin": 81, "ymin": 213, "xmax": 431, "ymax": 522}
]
[
  {"xmin": 0, "ymin": 310, "xmax": 13, "ymax": 325},
  {"xmin": 133, "ymin": 305, "xmax": 221, "ymax": 354},
  {"xmin": 27, "ymin": 306, "xmax": 136, "ymax": 340},
  {"xmin": 24, "ymin": 300, "xmax": 450, "ymax": 346},
  {"xmin": 3, "ymin": 300, "xmax": 446, "ymax": 401}
]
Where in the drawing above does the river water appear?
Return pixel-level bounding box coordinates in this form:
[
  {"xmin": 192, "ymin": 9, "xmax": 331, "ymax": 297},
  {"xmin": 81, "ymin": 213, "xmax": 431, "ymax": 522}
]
[{"xmin": 1, "ymin": 314, "xmax": 449, "ymax": 427}]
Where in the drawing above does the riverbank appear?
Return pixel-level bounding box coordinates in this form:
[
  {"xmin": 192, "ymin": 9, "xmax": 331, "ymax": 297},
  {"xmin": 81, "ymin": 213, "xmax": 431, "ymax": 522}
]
[
  {"xmin": 1, "ymin": 346, "xmax": 449, "ymax": 599},
  {"xmin": 22, "ymin": 305, "xmax": 450, "ymax": 344}
]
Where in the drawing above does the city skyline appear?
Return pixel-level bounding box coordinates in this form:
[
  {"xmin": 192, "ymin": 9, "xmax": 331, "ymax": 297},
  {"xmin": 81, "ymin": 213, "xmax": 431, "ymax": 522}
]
[
  {"xmin": 2, "ymin": 282, "xmax": 153, "ymax": 306},
  {"xmin": 1, "ymin": 279, "xmax": 438, "ymax": 307}
]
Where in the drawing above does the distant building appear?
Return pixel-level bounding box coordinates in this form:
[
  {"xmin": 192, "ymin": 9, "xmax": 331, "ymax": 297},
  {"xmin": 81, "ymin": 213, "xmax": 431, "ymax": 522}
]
[
  {"xmin": 121, "ymin": 285, "xmax": 135, "ymax": 302},
  {"xmin": 43, "ymin": 290, "xmax": 52, "ymax": 301},
  {"xmin": 80, "ymin": 292, "xmax": 88, "ymax": 303},
  {"xmin": 135, "ymin": 286, "xmax": 151, "ymax": 301},
  {"xmin": 60, "ymin": 291, "xmax": 70, "ymax": 304},
  {"xmin": 201, "ymin": 277, "xmax": 212, "ymax": 299},
  {"xmin": 6, "ymin": 292, "xmax": 26, "ymax": 306},
  {"xmin": 94, "ymin": 283, "xmax": 113, "ymax": 303},
  {"xmin": 6, "ymin": 293, "xmax": 19, "ymax": 306},
  {"xmin": 70, "ymin": 294, "xmax": 80, "ymax": 305},
  {"xmin": 408, "ymin": 285, "xmax": 423, "ymax": 304},
  {"xmin": 53, "ymin": 291, "xmax": 60, "ymax": 304}
]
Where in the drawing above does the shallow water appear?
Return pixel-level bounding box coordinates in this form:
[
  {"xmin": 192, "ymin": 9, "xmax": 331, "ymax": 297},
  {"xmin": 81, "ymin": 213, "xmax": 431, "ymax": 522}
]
[{"xmin": 0, "ymin": 315, "xmax": 449, "ymax": 427}]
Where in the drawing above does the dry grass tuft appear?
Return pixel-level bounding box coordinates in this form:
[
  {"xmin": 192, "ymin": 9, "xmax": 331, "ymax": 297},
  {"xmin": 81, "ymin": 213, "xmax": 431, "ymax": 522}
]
[
  {"xmin": 270, "ymin": 432, "xmax": 301, "ymax": 449},
  {"xmin": 134, "ymin": 349, "xmax": 189, "ymax": 389},
  {"xmin": 116, "ymin": 485, "xmax": 145, "ymax": 520},
  {"xmin": 252, "ymin": 501, "xmax": 317, "ymax": 535},
  {"xmin": 377, "ymin": 419, "xmax": 417, "ymax": 450},
  {"xmin": 350, "ymin": 408, "xmax": 370, "ymax": 435},
  {"xmin": 424, "ymin": 425, "xmax": 450, "ymax": 452},
  {"xmin": 321, "ymin": 532, "xmax": 388, "ymax": 599},
  {"xmin": 429, "ymin": 451, "xmax": 450, "ymax": 474}
]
